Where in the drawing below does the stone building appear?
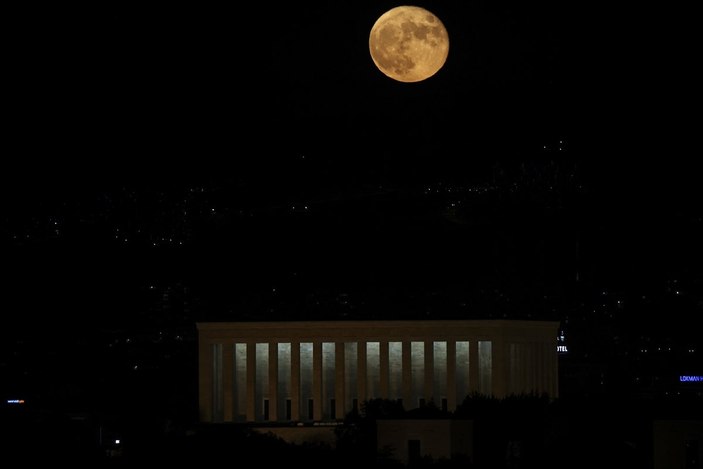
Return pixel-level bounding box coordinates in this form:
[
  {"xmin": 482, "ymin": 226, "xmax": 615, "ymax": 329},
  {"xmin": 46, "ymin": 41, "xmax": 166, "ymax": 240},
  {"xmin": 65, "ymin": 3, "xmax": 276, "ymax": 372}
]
[{"xmin": 197, "ymin": 319, "xmax": 559, "ymax": 423}]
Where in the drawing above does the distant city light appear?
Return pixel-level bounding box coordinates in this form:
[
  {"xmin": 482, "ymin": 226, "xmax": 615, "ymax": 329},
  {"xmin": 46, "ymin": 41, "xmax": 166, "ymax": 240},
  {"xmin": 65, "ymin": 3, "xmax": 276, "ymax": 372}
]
[
  {"xmin": 7, "ymin": 399, "xmax": 25, "ymax": 404},
  {"xmin": 115, "ymin": 439, "xmax": 120, "ymax": 445},
  {"xmin": 680, "ymin": 376, "xmax": 703, "ymax": 382},
  {"xmin": 557, "ymin": 330, "xmax": 567, "ymax": 353}
]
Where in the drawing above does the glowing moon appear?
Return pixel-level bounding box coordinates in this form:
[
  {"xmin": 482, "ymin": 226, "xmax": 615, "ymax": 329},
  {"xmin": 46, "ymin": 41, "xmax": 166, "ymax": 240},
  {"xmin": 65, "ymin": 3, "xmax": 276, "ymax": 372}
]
[{"xmin": 369, "ymin": 5, "xmax": 449, "ymax": 83}]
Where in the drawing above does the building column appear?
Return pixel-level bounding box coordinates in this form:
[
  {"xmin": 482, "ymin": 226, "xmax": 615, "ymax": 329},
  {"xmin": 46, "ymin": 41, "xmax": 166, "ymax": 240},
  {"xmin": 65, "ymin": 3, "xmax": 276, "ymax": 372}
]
[
  {"xmin": 469, "ymin": 339, "xmax": 479, "ymax": 394},
  {"xmin": 424, "ymin": 340, "xmax": 434, "ymax": 404},
  {"xmin": 269, "ymin": 342, "xmax": 278, "ymax": 421},
  {"xmin": 493, "ymin": 337, "xmax": 507, "ymax": 398},
  {"xmin": 313, "ymin": 341, "xmax": 322, "ymax": 421},
  {"xmin": 402, "ymin": 341, "xmax": 412, "ymax": 407},
  {"xmin": 198, "ymin": 339, "xmax": 213, "ymax": 422},
  {"xmin": 335, "ymin": 342, "xmax": 345, "ymax": 419},
  {"xmin": 222, "ymin": 342, "xmax": 234, "ymax": 422},
  {"xmin": 246, "ymin": 342, "xmax": 256, "ymax": 421},
  {"xmin": 535, "ymin": 342, "xmax": 549, "ymax": 395},
  {"xmin": 518, "ymin": 343, "xmax": 527, "ymax": 394},
  {"xmin": 555, "ymin": 340, "xmax": 561, "ymax": 398},
  {"xmin": 547, "ymin": 341, "xmax": 558, "ymax": 398},
  {"xmin": 446, "ymin": 340, "xmax": 456, "ymax": 411},
  {"xmin": 379, "ymin": 341, "xmax": 389, "ymax": 398},
  {"xmin": 527, "ymin": 342, "xmax": 536, "ymax": 394},
  {"xmin": 358, "ymin": 341, "xmax": 367, "ymax": 405},
  {"xmin": 291, "ymin": 341, "xmax": 300, "ymax": 421}
]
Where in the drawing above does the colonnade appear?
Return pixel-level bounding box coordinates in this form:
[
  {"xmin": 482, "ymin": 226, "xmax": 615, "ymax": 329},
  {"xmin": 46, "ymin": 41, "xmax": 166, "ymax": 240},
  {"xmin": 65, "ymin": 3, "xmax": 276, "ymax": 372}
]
[{"xmin": 197, "ymin": 320, "xmax": 559, "ymax": 423}]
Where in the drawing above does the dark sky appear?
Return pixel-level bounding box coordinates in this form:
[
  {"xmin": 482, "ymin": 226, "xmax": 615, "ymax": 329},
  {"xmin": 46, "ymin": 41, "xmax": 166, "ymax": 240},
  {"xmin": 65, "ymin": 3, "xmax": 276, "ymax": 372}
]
[
  {"xmin": 5, "ymin": 2, "xmax": 695, "ymax": 185},
  {"xmin": 3, "ymin": 2, "xmax": 700, "ymax": 330}
]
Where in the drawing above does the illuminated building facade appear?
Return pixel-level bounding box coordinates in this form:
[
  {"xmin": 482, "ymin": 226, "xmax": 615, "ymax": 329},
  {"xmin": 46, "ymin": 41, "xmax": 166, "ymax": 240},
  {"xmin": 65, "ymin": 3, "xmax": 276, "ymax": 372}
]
[{"xmin": 197, "ymin": 320, "xmax": 560, "ymax": 423}]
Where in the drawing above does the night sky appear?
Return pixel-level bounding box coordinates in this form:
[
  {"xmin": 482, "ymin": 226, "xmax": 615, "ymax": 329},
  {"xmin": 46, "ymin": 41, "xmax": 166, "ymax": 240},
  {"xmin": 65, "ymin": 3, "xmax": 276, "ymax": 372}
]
[
  {"xmin": 2, "ymin": 6, "xmax": 702, "ymax": 464},
  {"xmin": 3, "ymin": 2, "xmax": 700, "ymax": 340}
]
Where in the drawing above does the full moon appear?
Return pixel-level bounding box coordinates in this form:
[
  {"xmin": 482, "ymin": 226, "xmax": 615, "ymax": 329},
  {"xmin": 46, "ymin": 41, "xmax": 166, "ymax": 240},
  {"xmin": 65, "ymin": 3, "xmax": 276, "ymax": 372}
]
[{"xmin": 369, "ymin": 5, "xmax": 449, "ymax": 83}]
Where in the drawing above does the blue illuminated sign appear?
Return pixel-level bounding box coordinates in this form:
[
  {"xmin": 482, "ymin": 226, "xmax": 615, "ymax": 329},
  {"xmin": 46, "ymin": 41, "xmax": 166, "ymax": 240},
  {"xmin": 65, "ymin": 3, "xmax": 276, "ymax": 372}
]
[{"xmin": 679, "ymin": 375, "xmax": 703, "ymax": 382}]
